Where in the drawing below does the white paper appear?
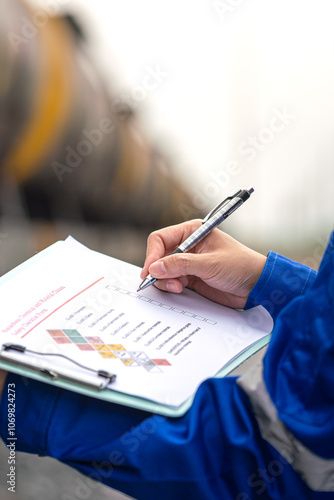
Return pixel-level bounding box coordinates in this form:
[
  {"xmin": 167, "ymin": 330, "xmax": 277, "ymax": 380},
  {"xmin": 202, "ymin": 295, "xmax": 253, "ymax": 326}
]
[{"xmin": 0, "ymin": 237, "xmax": 273, "ymax": 407}]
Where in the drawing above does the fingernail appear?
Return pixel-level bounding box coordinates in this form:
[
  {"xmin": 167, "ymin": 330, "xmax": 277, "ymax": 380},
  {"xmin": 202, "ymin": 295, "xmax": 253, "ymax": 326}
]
[{"xmin": 149, "ymin": 260, "xmax": 167, "ymax": 277}]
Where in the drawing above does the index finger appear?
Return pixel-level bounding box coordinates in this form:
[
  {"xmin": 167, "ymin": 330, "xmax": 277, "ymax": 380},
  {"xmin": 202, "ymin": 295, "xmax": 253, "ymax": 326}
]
[{"xmin": 140, "ymin": 219, "xmax": 202, "ymax": 279}]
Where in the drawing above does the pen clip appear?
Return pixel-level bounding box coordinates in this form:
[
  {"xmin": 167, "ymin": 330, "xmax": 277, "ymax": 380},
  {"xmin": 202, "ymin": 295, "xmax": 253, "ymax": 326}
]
[{"xmin": 202, "ymin": 189, "xmax": 242, "ymax": 224}]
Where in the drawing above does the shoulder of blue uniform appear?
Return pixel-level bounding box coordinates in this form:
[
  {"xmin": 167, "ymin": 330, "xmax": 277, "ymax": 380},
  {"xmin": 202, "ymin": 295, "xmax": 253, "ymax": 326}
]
[{"xmin": 245, "ymin": 251, "xmax": 317, "ymax": 320}]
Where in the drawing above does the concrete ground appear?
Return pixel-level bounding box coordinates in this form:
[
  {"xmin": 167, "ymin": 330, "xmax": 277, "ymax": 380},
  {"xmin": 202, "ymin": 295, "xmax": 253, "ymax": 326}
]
[{"xmin": 0, "ymin": 442, "xmax": 134, "ymax": 500}]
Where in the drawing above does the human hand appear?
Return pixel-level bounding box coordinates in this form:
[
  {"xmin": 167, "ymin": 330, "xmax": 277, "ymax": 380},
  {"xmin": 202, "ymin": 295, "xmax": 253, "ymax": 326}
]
[{"xmin": 140, "ymin": 220, "xmax": 267, "ymax": 309}]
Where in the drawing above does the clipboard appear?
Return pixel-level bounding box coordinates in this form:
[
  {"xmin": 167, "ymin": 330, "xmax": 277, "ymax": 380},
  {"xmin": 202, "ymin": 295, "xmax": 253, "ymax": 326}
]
[{"xmin": 0, "ymin": 238, "xmax": 272, "ymax": 418}]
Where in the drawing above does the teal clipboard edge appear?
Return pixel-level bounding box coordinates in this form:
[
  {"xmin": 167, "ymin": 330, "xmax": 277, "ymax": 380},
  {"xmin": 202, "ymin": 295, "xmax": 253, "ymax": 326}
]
[{"xmin": 0, "ymin": 333, "xmax": 271, "ymax": 418}]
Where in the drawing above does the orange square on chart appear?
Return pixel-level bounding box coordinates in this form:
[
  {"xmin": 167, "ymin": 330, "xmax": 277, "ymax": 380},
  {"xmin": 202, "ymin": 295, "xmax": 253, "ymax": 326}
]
[
  {"xmin": 77, "ymin": 344, "xmax": 94, "ymax": 351},
  {"xmin": 53, "ymin": 337, "xmax": 71, "ymax": 344},
  {"xmin": 107, "ymin": 344, "xmax": 125, "ymax": 351},
  {"xmin": 47, "ymin": 329, "xmax": 65, "ymax": 337},
  {"xmin": 152, "ymin": 359, "xmax": 172, "ymax": 366},
  {"xmin": 99, "ymin": 351, "xmax": 117, "ymax": 359}
]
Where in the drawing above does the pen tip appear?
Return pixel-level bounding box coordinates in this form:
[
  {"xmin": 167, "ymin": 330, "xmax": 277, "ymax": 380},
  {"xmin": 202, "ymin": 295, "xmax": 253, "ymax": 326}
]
[{"xmin": 137, "ymin": 288, "xmax": 141, "ymax": 292}]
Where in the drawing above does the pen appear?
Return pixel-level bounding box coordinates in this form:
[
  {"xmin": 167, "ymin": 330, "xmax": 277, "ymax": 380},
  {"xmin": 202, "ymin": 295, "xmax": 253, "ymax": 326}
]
[{"xmin": 137, "ymin": 187, "xmax": 254, "ymax": 292}]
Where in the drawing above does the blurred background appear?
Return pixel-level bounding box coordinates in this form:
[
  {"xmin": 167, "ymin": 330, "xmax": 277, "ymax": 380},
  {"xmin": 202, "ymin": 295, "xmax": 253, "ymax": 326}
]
[
  {"xmin": 0, "ymin": 0, "xmax": 334, "ymax": 498},
  {"xmin": 0, "ymin": 0, "xmax": 333, "ymax": 276}
]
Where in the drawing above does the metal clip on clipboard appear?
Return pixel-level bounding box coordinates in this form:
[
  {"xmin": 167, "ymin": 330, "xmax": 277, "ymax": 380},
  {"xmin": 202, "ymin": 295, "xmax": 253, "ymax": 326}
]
[{"xmin": 0, "ymin": 343, "xmax": 117, "ymax": 390}]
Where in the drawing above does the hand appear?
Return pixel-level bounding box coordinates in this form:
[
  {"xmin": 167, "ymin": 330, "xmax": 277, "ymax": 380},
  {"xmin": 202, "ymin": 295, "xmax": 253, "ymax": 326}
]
[{"xmin": 140, "ymin": 220, "xmax": 267, "ymax": 309}]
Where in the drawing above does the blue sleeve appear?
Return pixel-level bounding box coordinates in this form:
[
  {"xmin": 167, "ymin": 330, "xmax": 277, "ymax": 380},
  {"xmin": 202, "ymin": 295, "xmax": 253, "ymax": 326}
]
[{"xmin": 245, "ymin": 251, "xmax": 317, "ymax": 321}]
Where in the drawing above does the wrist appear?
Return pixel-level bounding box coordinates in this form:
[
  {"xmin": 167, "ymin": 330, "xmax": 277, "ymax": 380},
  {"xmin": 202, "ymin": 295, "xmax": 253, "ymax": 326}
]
[
  {"xmin": 240, "ymin": 248, "xmax": 267, "ymax": 302},
  {"xmin": 248, "ymin": 251, "xmax": 267, "ymax": 290}
]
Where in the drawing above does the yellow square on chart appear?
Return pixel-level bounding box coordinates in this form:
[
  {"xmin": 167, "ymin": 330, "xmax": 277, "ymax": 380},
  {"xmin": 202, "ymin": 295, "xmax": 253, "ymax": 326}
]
[
  {"xmin": 92, "ymin": 344, "xmax": 110, "ymax": 352},
  {"xmin": 107, "ymin": 344, "xmax": 125, "ymax": 351},
  {"xmin": 99, "ymin": 351, "xmax": 117, "ymax": 359}
]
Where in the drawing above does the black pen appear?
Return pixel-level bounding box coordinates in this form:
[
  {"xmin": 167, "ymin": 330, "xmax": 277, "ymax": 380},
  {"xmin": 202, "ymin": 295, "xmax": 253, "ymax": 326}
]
[{"xmin": 137, "ymin": 187, "xmax": 254, "ymax": 292}]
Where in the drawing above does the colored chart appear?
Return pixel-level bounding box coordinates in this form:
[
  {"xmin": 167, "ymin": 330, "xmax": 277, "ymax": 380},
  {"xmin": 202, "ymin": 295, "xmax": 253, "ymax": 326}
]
[{"xmin": 46, "ymin": 329, "xmax": 171, "ymax": 372}]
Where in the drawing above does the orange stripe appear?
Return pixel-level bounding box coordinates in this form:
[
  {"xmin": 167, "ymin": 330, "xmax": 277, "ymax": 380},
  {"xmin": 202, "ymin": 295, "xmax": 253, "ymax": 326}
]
[{"xmin": 3, "ymin": 17, "xmax": 74, "ymax": 183}]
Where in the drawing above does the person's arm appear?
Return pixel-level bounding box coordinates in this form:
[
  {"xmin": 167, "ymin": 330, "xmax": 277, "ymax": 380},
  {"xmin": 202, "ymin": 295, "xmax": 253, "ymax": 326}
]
[
  {"xmin": 0, "ymin": 225, "xmax": 265, "ymax": 404},
  {"xmin": 0, "ymin": 225, "xmax": 315, "ymax": 402},
  {"xmin": 141, "ymin": 220, "xmax": 317, "ymax": 320}
]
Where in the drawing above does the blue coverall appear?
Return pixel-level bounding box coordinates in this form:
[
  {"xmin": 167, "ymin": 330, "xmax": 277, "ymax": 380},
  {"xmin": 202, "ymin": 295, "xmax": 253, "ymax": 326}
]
[{"xmin": 1, "ymin": 232, "xmax": 333, "ymax": 499}]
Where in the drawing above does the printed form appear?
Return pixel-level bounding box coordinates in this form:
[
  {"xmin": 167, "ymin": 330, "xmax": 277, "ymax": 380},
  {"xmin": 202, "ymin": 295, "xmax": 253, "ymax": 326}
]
[{"xmin": 0, "ymin": 237, "xmax": 273, "ymax": 407}]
